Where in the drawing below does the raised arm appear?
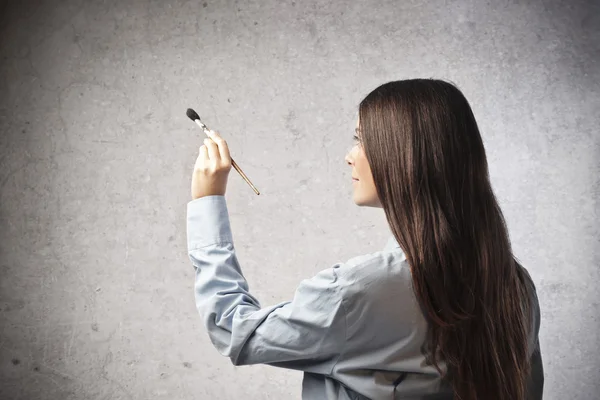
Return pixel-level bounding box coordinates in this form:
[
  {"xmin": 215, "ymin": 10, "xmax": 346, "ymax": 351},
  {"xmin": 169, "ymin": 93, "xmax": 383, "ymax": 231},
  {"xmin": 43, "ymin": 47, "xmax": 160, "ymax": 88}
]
[{"xmin": 187, "ymin": 195, "xmax": 347, "ymax": 375}]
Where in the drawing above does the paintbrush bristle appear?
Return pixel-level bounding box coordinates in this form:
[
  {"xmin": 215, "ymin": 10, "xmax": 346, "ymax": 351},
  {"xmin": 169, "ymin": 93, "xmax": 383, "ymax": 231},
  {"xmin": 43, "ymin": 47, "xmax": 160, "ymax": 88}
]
[{"xmin": 186, "ymin": 108, "xmax": 200, "ymax": 121}]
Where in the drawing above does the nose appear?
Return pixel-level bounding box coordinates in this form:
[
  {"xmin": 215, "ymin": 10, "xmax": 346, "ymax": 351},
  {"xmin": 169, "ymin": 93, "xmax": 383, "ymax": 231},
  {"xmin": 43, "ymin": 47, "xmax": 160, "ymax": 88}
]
[{"xmin": 345, "ymin": 150, "xmax": 353, "ymax": 166}]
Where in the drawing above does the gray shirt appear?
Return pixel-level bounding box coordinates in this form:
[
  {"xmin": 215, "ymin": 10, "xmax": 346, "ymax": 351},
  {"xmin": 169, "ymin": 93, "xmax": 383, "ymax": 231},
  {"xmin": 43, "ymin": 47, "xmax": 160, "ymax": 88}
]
[{"xmin": 187, "ymin": 195, "xmax": 544, "ymax": 399}]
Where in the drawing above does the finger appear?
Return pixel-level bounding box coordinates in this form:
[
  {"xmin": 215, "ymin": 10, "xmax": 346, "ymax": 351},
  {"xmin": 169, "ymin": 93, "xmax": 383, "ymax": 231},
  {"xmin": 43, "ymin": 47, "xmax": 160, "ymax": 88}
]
[
  {"xmin": 194, "ymin": 145, "xmax": 207, "ymax": 170},
  {"xmin": 198, "ymin": 144, "xmax": 208, "ymax": 165},
  {"xmin": 206, "ymin": 129, "xmax": 217, "ymax": 141},
  {"xmin": 204, "ymin": 137, "xmax": 219, "ymax": 161},
  {"xmin": 209, "ymin": 130, "xmax": 231, "ymax": 164}
]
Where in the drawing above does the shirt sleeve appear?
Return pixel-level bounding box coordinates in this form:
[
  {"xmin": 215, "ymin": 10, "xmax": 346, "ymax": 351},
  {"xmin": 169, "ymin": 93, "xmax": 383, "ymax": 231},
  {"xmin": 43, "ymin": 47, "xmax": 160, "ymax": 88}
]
[{"xmin": 186, "ymin": 195, "xmax": 347, "ymax": 375}]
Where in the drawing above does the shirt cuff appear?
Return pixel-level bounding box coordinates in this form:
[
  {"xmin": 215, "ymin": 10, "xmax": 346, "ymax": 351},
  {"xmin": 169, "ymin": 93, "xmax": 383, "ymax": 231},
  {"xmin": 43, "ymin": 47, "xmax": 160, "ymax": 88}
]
[{"xmin": 186, "ymin": 195, "xmax": 233, "ymax": 251}]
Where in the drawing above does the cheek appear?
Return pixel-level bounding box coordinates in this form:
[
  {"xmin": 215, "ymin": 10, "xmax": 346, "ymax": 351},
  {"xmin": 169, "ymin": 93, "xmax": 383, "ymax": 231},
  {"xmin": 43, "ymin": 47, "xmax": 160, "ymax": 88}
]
[{"xmin": 355, "ymin": 154, "xmax": 367, "ymax": 170}]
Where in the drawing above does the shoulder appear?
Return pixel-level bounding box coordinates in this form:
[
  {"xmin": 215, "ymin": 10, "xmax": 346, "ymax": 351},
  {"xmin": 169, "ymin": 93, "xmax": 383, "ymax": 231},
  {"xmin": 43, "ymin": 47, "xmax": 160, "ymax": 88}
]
[
  {"xmin": 330, "ymin": 249, "xmax": 425, "ymax": 344},
  {"xmin": 334, "ymin": 248, "xmax": 412, "ymax": 293},
  {"xmin": 305, "ymin": 248, "xmax": 412, "ymax": 305}
]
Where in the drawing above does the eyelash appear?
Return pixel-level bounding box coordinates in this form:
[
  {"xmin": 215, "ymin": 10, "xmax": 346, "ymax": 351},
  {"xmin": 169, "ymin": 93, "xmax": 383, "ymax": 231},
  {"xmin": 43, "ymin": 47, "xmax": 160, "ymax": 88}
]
[{"xmin": 353, "ymin": 135, "xmax": 360, "ymax": 142}]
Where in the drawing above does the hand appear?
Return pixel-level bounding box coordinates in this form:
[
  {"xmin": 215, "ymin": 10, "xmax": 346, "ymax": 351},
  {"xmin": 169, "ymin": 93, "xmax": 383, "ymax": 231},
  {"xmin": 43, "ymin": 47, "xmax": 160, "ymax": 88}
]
[{"xmin": 191, "ymin": 130, "xmax": 233, "ymax": 200}]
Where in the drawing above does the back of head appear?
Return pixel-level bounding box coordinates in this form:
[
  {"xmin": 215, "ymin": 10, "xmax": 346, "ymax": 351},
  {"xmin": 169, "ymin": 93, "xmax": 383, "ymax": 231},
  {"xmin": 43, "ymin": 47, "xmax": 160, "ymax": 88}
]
[{"xmin": 358, "ymin": 79, "xmax": 534, "ymax": 400}]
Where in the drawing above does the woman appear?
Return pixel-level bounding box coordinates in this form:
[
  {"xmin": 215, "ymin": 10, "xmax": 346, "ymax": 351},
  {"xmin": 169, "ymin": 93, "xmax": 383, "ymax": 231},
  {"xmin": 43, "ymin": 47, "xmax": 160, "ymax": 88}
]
[{"xmin": 187, "ymin": 78, "xmax": 544, "ymax": 399}]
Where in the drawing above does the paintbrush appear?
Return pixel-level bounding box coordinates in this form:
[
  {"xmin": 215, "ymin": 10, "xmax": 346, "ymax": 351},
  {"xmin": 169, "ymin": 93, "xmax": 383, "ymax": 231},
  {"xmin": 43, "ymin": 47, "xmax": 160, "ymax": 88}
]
[{"xmin": 186, "ymin": 108, "xmax": 260, "ymax": 195}]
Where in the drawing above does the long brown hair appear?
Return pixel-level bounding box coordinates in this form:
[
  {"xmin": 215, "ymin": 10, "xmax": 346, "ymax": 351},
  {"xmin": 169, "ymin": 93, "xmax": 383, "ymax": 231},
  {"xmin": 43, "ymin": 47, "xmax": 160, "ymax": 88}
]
[{"xmin": 358, "ymin": 79, "xmax": 533, "ymax": 400}]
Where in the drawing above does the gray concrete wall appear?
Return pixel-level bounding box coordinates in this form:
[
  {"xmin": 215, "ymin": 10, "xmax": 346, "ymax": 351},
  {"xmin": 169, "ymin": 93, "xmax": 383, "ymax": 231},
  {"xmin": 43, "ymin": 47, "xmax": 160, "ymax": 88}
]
[{"xmin": 1, "ymin": 0, "xmax": 598, "ymax": 399}]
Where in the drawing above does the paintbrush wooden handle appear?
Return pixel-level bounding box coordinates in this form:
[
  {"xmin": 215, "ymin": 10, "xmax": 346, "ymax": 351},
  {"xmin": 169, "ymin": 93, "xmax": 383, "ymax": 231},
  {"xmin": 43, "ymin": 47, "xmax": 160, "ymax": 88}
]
[{"xmin": 231, "ymin": 158, "xmax": 260, "ymax": 195}]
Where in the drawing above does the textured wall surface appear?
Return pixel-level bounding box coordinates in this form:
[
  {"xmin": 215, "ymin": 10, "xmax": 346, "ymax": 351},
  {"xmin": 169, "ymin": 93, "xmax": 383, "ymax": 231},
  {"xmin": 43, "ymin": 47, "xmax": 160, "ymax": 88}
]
[{"xmin": 0, "ymin": 0, "xmax": 598, "ymax": 399}]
